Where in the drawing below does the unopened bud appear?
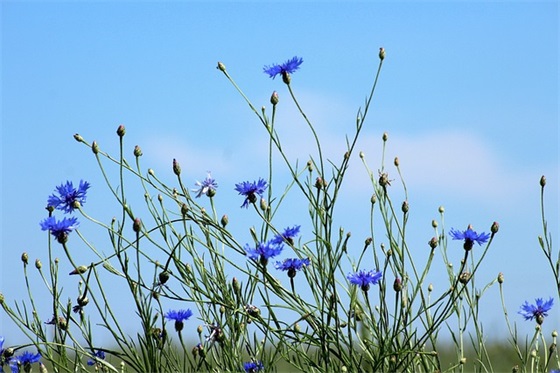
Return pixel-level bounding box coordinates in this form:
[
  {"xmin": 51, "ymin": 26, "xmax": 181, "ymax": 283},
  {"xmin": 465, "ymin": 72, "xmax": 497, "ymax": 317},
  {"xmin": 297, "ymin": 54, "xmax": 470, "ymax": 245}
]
[
  {"xmin": 217, "ymin": 61, "xmax": 226, "ymax": 71},
  {"xmin": 459, "ymin": 272, "xmax": 471, "ymax": 285},
  {"xmin": 382, "ymin": 132, "xmax": 388, "ymax": 142},
  {"xmin": 438, "ymin": 206, "xmax": 445, "ymax": 214},
  {"xmin": 21, "ymin": 252, "xmax": 29, "ymax": 265},
  {"xmin": 260, "ymin": 198, "xmax": 268, "ymax": 211},
  {"xmin": 393, "ymin": 278, "xmax": 402, "ymax": 292},
  {"xmin": 394, "ymin": 157, "xmax": 399, "ymax": 167},
  {"xmin": 173, "ymin": 158, "xmax": 181, "ymax": 176},
  {"xmin": 270, "ymin": 91, "xmax": 279, "ymax": 105},
  {"xmin": 91, "ymin": 141, "xmax": 99, "ymax": 154},
  {"xmin": 73, "ymin": 133, "xmax": 84, "ymax": 143},
  {"xmin": 365, "ymin": 237, "xmax": 372, "ymax": 246},
  {"xmin": 379, "ymin": 47, "xmax": 385, "ymax": 61},
  {"xmin": 540, "ymin": 175, "xmax": 546, "ymax": 187},
  {"xmin": 432, "ymin": 220, "xmax": 438, "ymax": 228},
  {"xmin": 133, "ymin": 218, "xmax": 142, "ymax": 233},
  {"xmin": 221, "ymin": 214, "xmax": 229, "ymax": 227},
  {"xmin": 117, "ymin": 124, "xmax": 126, "ymax": 137},
  {"xmin": 35, "ymin": 259, "xmax": 42, "ymax": 270},
  {"xmin": 70, "ymin": 265, "xmax": 88, "ymax": 275},
  {"xmin": 371, "ymin": 194, "xmax": 377, "ymax": 205},
  {"xmin": 401, "ymin": 200, "xmax": 409, "ymax": 213},
  {"xmin": 491, "ymin": 221, "xmax": 499, "ymax": 234},
  {"xmin": 134, "ymin": 145, "xmax": 143, "ymax": 157},
  {"xmin": 159, "ymin": 271, "xmax": 170, "ymax": 285},
  {"xmin": 428, "ymin": 283, "xmax": 433, "ymax": 292},
  {"xmin": 428, "ymin": 237, "xmax": 438, "ymax": 249}
]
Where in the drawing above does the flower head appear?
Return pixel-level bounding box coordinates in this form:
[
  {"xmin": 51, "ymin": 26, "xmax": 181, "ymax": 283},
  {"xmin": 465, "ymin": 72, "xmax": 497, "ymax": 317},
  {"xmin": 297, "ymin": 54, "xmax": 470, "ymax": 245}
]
[
  {"xmin": 40, "ymin": 216, "xmax": 79, "ymax": 243},
  {"xmin": 347, "ymin": 269, "xmax": 383, "ymax": 292},
  {"xmin": 235, "ymin": 178, "xmax": 268, "ymax": 208},
  {"xmin": 47, "ymin": 180, "xmax": 90, "ymax": 213},
  {"xmin": 245, "ymin": 241, "xmax": 283, "ymax": 266},
  {"xmin": 165, "ymin": 309, "xmax": 193, "ymax": 332},
  {"xmin": 9, "ymin": 351, "xmax": 41, "ymax": 373},
  {"xmin": 193, "ymin": 172, "xmax": 218, "ymax": 198},
  {"xmin": 519, "ymin": 297, "xmax": 554, "ymax": 325},
  {"xmin": 449, "ymin": 226, "xmax": 490, "ymax": 251},
  {"xmin": 86, "ymin": 350, "xmax": 106, "ymax": 366},
  {"xmin": 270, "ymin": 225, "xmax": 301, "ymax": 245},
  {"xmin": 275, "ymin": 258, "xmax": 310, "ymax": 278},
  {"xmin": 243, "ymin": 360, "xmax": 264, "ymax": 373},
  {"xmin": 263, "ymin": 56, "xmax": 303, "ymax": 80}
]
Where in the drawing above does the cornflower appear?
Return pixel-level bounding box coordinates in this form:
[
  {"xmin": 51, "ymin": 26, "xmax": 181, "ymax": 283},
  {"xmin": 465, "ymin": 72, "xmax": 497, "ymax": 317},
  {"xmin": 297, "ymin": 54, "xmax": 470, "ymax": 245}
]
[
  {"xmin": 87, "ymin": 350, "xmax": 106, "ymax": 366},
  {"xmin": 519, "ymin": 297, "xmax": 554, "ymax": 325},
  {"xmin": 245, "ymin": 241, "xmax": 283, "ymax": 266},
  {"xmin": 9, "ymin": 351, "xmax": 41, "ymax": 373},
  {"xmin": 243, "ymin": 360, "xmax": 264, "ymax": 373},
  {"xmin": 449, "ymin": 226, "xmax": 490, "ymax": 251},
  {"xmin": 165, "ymin": 309, "xmax": 193, "ymax": 332},
  {"xmin": 270, "ymin": 225, "xmax": 301, "ymax": 245},
  {"xmin": 47, "ymin": 180, "xmax": 90, "ymax": 213},
  {"xmin": 193, "ymin": 172, "xmax": 218, "ymax": 198},
  {"xmin": 347, "ymin": 269, "xmax": 383, "ymax": 292},
  {"xmin": 263, "ymin": 56, "xmax": 303, "ymax": 81},
  {"xmin": 275, "ymin": 258, "xmax": 310, "ymax": 278},
  {"xmin": 235, "ymin": 178, "xmax": 268, "ymax": 208},
  {"xmin": 40, "ymin": 216, "xmax": 79, "ymax": 244}
]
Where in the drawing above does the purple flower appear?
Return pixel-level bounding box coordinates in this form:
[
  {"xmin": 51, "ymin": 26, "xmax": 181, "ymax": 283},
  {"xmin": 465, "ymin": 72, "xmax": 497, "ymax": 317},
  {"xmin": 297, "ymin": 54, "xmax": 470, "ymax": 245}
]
[
  {"xmin": 47, "ymin": 180, "xmax": 90, "ymax": 213},
  {"xmin": 234, "ymin": 178, "xmax": 268, "ymax": 208},
  {"xmin": 275, "ymin": 258, "xmax": 310, "ymax": 278},
  {"xmin": 193, "ymin": 172, "xmax": 218, "ymax": 198},
  {"xmin": 40, "ymin": 216, "xmax": 79, "ymax": 243},
  {"xmin": 243, "ymin": 360, "xmax": 264, "ymax": 373},
  {"xmin": 449, "ymin": 226, "xmax": 490, "ymax": 250},
  {"xmin": 263, "ymin": 56, "xmax": 303, "ymax": 79},
  {"xmin": 87, "ymin": 350, "xmax": 106, "ymax": 366},
  {"xmin": 347, "ymin": 269, "xmax": 383, "ymax": 292},
  {"xmin": 245, "ymin": 241, "xmax": 283, "ymax": 265},
  {"xmin": 165, "ymin": 309, "xmax": 193, "ymax": 332},
  {"xmin": 519, "ymin": 297, "xmax": 554, "ymax": 325},
  {"xmin": 270, "ymin": 225, "xmax": 301, "ymax": 245},
  {"xmin": 9, "ymin": 351, "xmax": 41, "ymax": 373}
]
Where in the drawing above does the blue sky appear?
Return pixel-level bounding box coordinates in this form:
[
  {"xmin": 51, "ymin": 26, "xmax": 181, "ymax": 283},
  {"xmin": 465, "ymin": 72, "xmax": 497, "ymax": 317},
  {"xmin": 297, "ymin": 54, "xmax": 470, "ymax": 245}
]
[{"xmin": 2, "ymin": 1, "xmax": 558, "ymax": 345}]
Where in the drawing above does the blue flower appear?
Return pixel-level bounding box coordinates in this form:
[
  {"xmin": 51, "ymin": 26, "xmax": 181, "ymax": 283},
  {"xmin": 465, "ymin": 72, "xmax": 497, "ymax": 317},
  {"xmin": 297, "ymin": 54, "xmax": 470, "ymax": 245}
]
[
  {"xmin": 270, "ymin": 225, "xmax": 301, "ymax": 245},
  {"xmin": 347, "ymin": 269, "xmax": 383, "ymax": 291},
  {"xmin": 449, "ymin": 226, "xmax": 490, "ymax": 250},
  {"xmin": 243, "ymin": 360, "xmax": 264, "ymax": 373},
  {"xmin": 193, "ymin": 172, "xmax": 218, "ymax": 198},
  {"xmin": 234, "ymin": 178, "xmax": 268, "ymax": 208},
  {"xmin": 40, "ymin": 216, "xmax": 79, "ymax": 243},
  {"xmin": 9, "ymin": 351, "xmax": 41, "ymax": 373},
  {"xmin": 519, "ymin": 297, "xmax": 554, "ymax": 325},
  {"xmin": 263, "ymin": 56, "xmax": 303, "ymax": 80},
  {"xmin": 245, "ymin": 241, "xmax": 283, "ymax": 265},
  {"xmin": 86, "ymin": 350, "xmax": 106, "ymax": 366},
  {"xmin": 47, "ymin": 180, "xmax": 90, "ymax": 213},
  {"xmin": 275, "ymin": 258, "xmax": 310, "ymax": 278},
  {"xmin": 165, "ymin": 309, "xmax": 193, "ymax": 332}
]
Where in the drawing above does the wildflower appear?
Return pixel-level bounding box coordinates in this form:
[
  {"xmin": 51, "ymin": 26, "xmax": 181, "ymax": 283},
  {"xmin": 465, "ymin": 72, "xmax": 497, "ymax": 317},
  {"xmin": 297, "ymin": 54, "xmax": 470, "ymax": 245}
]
[
  {"xmin": 193, "ymin": 172, "xmax": 218, "ymax": 198},
  {"xmin": 270, "ymin": 225, "xmax": 301, "ymax": 245},
  {"xmin": 40, "ymin": 216, "xmax": 79, "ymax": 243},
  {"xmin": 9, "ymin": 351, "xmax": 41, "ymax": 373},
  {"xmin": 347, "ymin": 269, "xmax": 383, "ymax": 292},
  {"xmin": 87, "ymin": 350, "xmax": 106, "ymax": 366},
  {"xmin": 235, "ymin": 178, "xmax": 268, "ymax": 208},
  {"xmin": 263, "ymin": 56, "xmax": 303, "ymax": 80},
  {"xmin": 47, "ymin": 180, "xmax": 90, "ymax": 213},
  {"xmin": 275, "ymin": 258, "xmax": 310, "ymax": 278},
  {"xmin": 243, "ymin": 360, "xmax": 264, "ymax": 373},
  {"xmin": 449, "ymin": 226, "xmax": 490, "ymax": 251},
  {"xmin": 165, "ymin": 309, "xmax": 193, "ymax": 332},
  {"xmin": 245, "ymin": 241, "xmax": 283, "ymax": 265},
  {"xmin": 519, "ymin": 297, "xmax": 554, "ymax": 325}
]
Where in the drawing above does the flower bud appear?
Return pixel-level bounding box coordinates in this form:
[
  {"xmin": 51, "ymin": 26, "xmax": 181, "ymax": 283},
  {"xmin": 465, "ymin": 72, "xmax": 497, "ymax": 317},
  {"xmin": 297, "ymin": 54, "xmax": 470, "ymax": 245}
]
[
  {"xmin": 438, "ymin": 206, "xmax": 445, "ymax": 214},
  {"xmin": 217, "ymin": 61, "xmax": 226, "ymax": 71},
  {"xmin": 431, "ymin": 220, "xmax": 438, "ymax": 228},
  {"xmin": 371, "ymin": 194, "xmax": 377, "ymax": 205},
  {"xmin": 70, "ymin": 265, "xmax": 88, "ymax": 275},
  {"xmin": 459, "ymin": 272, "xmax": 471, "ymax": 284},
  {"xmin": 307, "ymin": 160, "xmax": 313, "ymax": 172},
  {"xmin": 77, "ymin": 295, "xmax": 89, "ymax": 307},
  {"xmin": 221, "ymin": 214, "xmax": 229, "ymax": 227},
  {"xmin": 133, "ymin": 218, "xmax": 142, "ymax": 233},
  {"xmin": 35, "ymin": 259, "xmax": 42, "ymax": 270},
  {"xmin": 540, "ymin": 175, "xmax": 546, "ymax": 187},
  {"xmin": 428, "ymin": 237, "xmax": 438, "ymax": 249},
  {"xmin": 134, "ymin": 145, "xmax": 143, "ymax": 157},
  {"xmin": 393, "ymin": 278, "xmax": 402, "ymax": 292},
  {"xmin": 21, "ymin": 252, "xmax": 29, "ymax": 265},
  {"xmin": 173, "ymin": 158, "xmax": 181, "ymax": 176},
  {"xmin": 394, "ymin": 157, "xmax": 399, "ymax": 167},
  {"xmin": 401, "ymin": 200, "xmax": 409, "ymax": 213},
  {"xmin": 359, "ymin": 151, "xmax": 365, "ymax": 159},
  {"xmin": 379, "ymin": 47, "xmax": 385, "ymax": 61},
  {"xmin": 428, "ymin": 283, "xmax": 433, "ymax": 292},
  {"xmin": 260, "ymin": 198, "xmax": 268, "ymax": 211},
  {"xmin": 491, "ymin": 221, "xmax": 499, "ymax": 234},
  {"xmin": 91, "ymin": 141, "xmax": 99, "ymax": 154},
  {"xmin": 270, "ymin": 91, "xmax": 279, "ymax": 105},
  {"xmin": 232, "ymin": 277, "xmax": 241, "ymax": 294},
  {"xmin": 117, "ymin": 124, "xmax": 126, "ymax": 137},
  {"xmin": 181, "ymin": 203, "xmax": 188, "ymax": 217},
  {"xmin": 73, "ymin": 133, "xmax": 84, "ymax": 142},
  {"xmin": 382, "ymin": 132, "xmax": 388, "ymax": 142},
  {"xmin": 159, "ymin": 271, "xmax": 170, "ymax": 285},
  {"xmin": 365, "ymin": 237, "xmax": 372, "ymax": 246}
]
